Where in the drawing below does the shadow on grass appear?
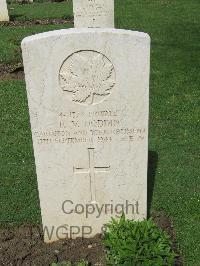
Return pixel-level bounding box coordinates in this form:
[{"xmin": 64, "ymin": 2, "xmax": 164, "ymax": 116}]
[
  {"xmin": 62, "ymin": 15, "xmax": 74, "ymax": 20},
  {"xmin": 10, "ymin": 14, "xmax": 24, "ymax": 21},
  {"xmin": 147, "ymin": 151, "xmax": 158, "ymax": 217}
]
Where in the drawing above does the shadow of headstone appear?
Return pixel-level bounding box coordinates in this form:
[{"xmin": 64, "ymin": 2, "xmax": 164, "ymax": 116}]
[
  {"xmin": 9, "ymin": 14, "xmax": 24, "ymax": 21},
  {"xmin": 147, "ymin": 151, "xmax": 158, "ymax": 217}
]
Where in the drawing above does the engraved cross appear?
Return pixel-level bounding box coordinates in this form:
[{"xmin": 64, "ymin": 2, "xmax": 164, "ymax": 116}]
[{"xmin": 73, "ymin": 148, "xmax": 110, "ymax": 203}]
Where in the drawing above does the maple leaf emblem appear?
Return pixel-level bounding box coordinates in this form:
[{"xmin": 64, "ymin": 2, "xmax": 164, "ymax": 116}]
[{"xmin": 59, "ymin": 51, "xmax": 115, "ymax": 105}]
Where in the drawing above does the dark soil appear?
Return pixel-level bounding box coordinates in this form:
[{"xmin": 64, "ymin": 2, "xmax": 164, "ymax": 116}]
[
  {"xmin": 0, "ymin": 18, "xmax": 73, "ymax": 27},
  {"xmin": 153, "ymin": 211, "xmax": 183, "ymax": 266},
  {"xmin": 0, "ymin": 212, "xmax": 183, "ymax": 266},
  {"xmin": 0, "ymin": 63, "xmax": 24, "ymax": 80},
  {"xmin": 0, "ymin": 225, "xmax": 106, "ymax": 266}
]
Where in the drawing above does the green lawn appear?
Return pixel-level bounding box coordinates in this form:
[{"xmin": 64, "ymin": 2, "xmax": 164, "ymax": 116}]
[
  {"xmin": 0, "ymin": 0, "xmax": 200, "ymax": 265},
  {"xmin": 9, "ymin": 1, "xmax": 73, "ymax": 21},
  {"xmin": 0, "ymin": 81, "xmax": 41, "ymax": 226},
  {"xmin": 0, "ymin": 24, "xmax": 72, "ymax": 64}
]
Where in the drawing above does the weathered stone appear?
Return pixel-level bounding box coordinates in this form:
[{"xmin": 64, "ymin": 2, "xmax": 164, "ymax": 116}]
[
  {"xmin": 73, "ymin": 0, "xmax": 114, "ymax": 28},
  {"xmin": 22, "ymin": 28, "xmax": 150, "ymax": 243},
  {"xmin": 0, "ymin": 0, "xmax": 9, "ymax": 22}
]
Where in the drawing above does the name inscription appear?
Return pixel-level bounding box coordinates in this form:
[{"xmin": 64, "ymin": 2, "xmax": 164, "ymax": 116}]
[{"xmin": 33, "ymin": 109, "xmax": 146, "ymax": 145}]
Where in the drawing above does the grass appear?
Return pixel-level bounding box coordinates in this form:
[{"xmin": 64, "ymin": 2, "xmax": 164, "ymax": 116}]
[
  {"xmin": 0, "ymin": 81, "xmax": 41, "ymax": 226},
  {"xmin": 0, "ymin": 0, "xmax": 200, "ymax": 265},
  {"xmin": 0, "ymin": 24, "xmax": 72, "ymax": 64},
  {"xmin": 9, "ymin": 1, "xmax": 73, "ymax": 21}
]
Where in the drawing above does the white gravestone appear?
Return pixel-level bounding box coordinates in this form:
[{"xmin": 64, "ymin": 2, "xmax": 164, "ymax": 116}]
[
  {"xmin": 0, "ymin": 0, "xmax": 9, "ymax": 21},
  {"xmin": 22, "ymin": 28, "xmax": 150, "ymax": 243},
  {"xmin": 73, "ymin": 0, "xmax": 114, "ymax": 28}
]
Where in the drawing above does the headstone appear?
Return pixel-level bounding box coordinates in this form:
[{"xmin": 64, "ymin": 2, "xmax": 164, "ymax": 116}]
[
  {"xmin": 22, "ymin": 2, "xmax": 150, "ymax": 243},
  {"xmin": 73, "ymin": 0, "xmax": 114, "ymax": 28},
  {"xmin": 17, "ymin": 0, "xmax": 33, "ymax": 3},
  {"xmin": 0, "ymin": 0, "xmax": 9, "ymax": 22}
]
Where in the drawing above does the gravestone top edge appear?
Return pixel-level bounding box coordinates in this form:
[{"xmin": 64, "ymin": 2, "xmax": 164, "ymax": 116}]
[{"xmin": 21, "ymin": 28, "xmax": 150, "ymax": 46}]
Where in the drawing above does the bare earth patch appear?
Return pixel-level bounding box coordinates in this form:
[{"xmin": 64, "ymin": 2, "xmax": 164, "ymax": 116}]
[
  {"xmin": 0, "ymin": 18, "xmax": 73, "ymax": 27},
  {"xmin": 153, "ymin": 211, "xmax": 183, "ymax": 266},
  {"xmin": 0, "ymin": 212, "xmax": 183, "ymax": 265},
  {"xmin": 0, "ymin": 225, "xmax": 106, "ymax": 265},
  {"xmin": 0, "ymin": 64, "xmax": 24, "ymax": 80}
]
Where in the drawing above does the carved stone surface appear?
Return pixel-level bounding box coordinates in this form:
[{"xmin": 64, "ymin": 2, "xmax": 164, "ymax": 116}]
[
  {"xmin": 0, "ymin": 0, "xmax": 9, "ymax": 22},
  {"xmin": 59, "ymin": 50, "xmax": 115, "ymax": 105},
  {"xmin": 73, "ymin": 0, "xmax": 114, "ymax": 28},
  {"xmin": 22, "ymin": 28, "xmax": 150, "ymax": 243}
]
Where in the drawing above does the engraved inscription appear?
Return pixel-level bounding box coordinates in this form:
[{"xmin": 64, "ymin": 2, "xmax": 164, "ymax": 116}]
[
  {"xmin": 75, "ymin": 1, "xmax": 113, "ymax": 18},
  {"xmin": 59, "ymin": 51, "xmax": 116, "ymax": 106},
  {"xmin": 73, "ymin": 148, "xmax": 110, "ymax": 203},
  {"xmin": 33, "ymin": 109, "xmax": 147, "ymax": 145}
]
